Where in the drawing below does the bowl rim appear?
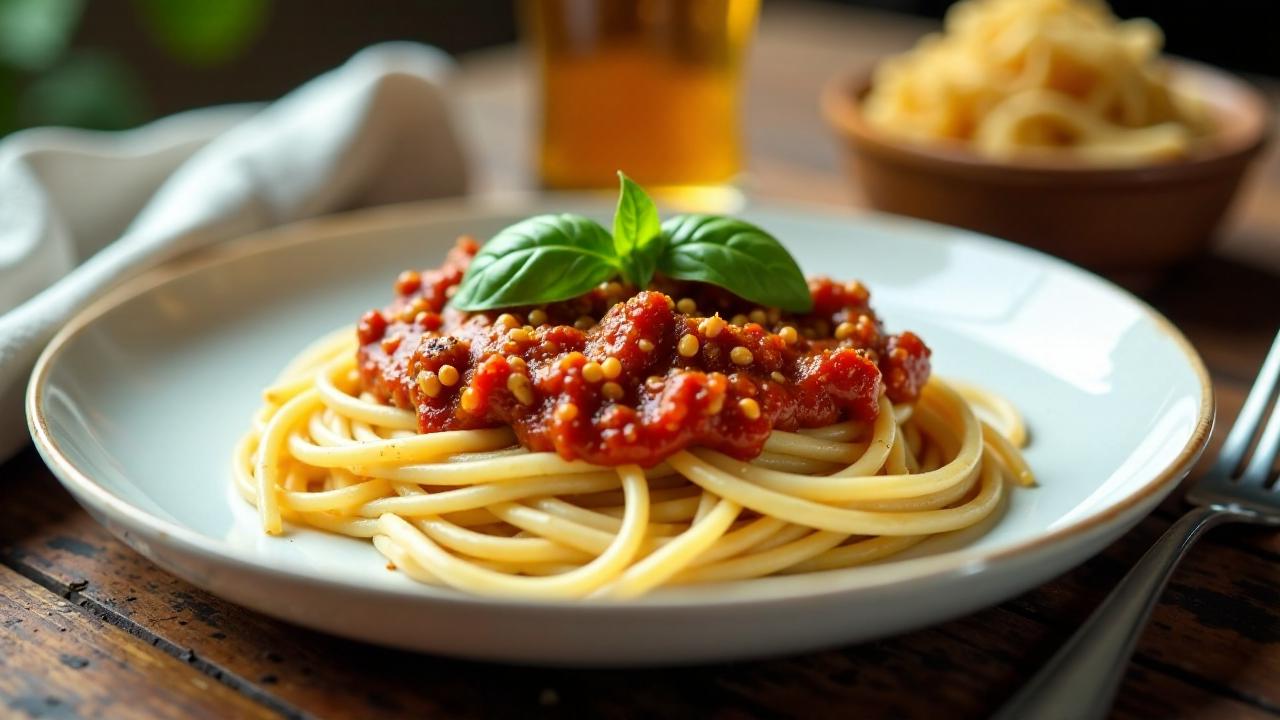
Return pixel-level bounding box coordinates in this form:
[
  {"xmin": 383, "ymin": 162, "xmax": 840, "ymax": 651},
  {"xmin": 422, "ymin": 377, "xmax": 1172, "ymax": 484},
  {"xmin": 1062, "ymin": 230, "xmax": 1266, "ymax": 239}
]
[{"xmin": 822, "ymin": 56, "xmax": 1273, "ymax": 184}]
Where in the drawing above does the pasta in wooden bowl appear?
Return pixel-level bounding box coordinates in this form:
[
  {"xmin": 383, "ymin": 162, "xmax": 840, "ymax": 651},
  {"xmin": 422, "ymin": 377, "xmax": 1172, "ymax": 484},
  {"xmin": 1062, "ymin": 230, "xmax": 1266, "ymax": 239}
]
[
  {"xmin": 862, "ymin": 0, "xmax": 1214, "ymax": 163},
  {"xmin": 823, "ymin": 0, "xmax": 1269, "ymax": 275}
]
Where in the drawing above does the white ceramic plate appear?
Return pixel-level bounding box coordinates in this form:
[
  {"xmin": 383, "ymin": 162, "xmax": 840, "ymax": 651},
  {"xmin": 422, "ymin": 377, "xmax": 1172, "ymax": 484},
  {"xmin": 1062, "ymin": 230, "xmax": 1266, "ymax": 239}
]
[{"xmin": 28, "ymin": 198, "xmax": 1212, "ymax": 665}]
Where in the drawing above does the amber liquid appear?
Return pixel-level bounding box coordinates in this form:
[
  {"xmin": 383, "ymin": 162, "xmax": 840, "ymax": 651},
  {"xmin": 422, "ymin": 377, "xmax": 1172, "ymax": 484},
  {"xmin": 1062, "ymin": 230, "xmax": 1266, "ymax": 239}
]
[{"xmin": 525, "ymin": 0, "xmax": 759, "ymax": 190}]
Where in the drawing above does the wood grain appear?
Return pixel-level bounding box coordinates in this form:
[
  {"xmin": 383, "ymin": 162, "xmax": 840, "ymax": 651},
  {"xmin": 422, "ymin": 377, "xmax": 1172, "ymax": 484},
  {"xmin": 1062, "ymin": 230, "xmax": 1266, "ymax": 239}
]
[
  {"xmin": 0, "ymin": 564, "xmax": 274, "ymax": 720},
  {"xmin": 4, "ymin": 2, "xmax": 1280, "ymax": 718}
]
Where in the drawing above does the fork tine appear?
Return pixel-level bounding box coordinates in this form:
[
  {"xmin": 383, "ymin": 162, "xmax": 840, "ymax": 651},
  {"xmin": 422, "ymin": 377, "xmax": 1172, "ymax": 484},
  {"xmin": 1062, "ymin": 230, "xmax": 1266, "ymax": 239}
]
[
  {"xmin": 1241, "ymin": 333, "xmax": 1280, "ymax": 486},
  {"xmin": 1210, "ymin": 330, "xmax": 1280, "ymax": 481},
  {"xmin": 1242, "ymin": 394, "xmax": 1280, "ymax": 487}
]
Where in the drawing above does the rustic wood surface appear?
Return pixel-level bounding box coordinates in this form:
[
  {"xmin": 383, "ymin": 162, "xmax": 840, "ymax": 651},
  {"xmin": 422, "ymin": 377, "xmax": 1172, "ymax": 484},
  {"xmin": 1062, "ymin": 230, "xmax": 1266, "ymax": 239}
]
[{"xmin": 3, "ymin": 3, "xmax": 1278, "ymax": 718}]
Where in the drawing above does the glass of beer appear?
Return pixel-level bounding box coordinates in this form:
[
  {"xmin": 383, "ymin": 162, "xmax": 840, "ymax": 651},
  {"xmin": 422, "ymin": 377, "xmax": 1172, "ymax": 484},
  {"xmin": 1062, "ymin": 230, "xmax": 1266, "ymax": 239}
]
[{"xmin": 523, "ymin": 0, "xmax": 760, "ymax": 191}]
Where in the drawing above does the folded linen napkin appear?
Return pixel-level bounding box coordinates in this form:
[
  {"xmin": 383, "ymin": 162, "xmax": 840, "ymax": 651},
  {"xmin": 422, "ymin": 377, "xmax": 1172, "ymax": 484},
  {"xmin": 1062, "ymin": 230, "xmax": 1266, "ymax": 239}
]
[{"xmin": 0, "ymin": 42, "xmax": 468, "ymax": 460}]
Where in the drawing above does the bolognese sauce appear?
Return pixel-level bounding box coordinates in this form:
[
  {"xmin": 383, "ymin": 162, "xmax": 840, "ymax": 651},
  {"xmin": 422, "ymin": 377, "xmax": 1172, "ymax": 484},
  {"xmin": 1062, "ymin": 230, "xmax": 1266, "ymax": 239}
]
[{"xmin": 356, "ymin": 237, "xmax": 931, "ymax": 467}]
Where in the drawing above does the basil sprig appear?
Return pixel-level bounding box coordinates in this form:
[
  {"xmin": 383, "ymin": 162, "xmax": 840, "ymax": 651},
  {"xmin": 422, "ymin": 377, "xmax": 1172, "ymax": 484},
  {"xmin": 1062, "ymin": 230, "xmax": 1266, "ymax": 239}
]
[
  {"xmin": 447, "ymin": 214, "xmax": 619, "ymax": 311},
  {"xmin": 450, "ymin": 173, "xmax": 814, "ymax": 313},
  {"xmin": 659, "ymin": 214, "xmax": 812, "ymax": 313},
  {"xmin": 612, "ymin": 174, "xmax": 666, "ymax": 288}
]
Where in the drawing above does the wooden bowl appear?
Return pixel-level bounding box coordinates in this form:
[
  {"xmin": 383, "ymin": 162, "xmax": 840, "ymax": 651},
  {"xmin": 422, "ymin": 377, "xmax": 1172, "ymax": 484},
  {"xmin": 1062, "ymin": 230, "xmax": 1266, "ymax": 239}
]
[{"xmin": 821, "ymin": 60, "xmax": 1271, "ymax": 274}]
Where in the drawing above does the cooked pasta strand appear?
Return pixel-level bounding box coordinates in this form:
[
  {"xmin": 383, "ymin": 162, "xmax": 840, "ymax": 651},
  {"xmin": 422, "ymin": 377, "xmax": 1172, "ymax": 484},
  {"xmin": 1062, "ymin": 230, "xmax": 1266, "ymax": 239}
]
[{"xmin": 236, "ymin": 333, "xmax": 1033, "ymax": 599}]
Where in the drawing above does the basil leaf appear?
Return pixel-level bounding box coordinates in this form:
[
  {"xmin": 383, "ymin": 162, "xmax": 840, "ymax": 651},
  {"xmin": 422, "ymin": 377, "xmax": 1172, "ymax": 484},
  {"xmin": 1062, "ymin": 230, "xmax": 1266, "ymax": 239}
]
[
  {"xmin": 450, "ymin": 214, "xmax": 620, "ymax": 311},
  {"xmin": 612, "ymin": 172, "xmax": 664, "ymax": 287},
  {"xmin": 658, "ymin": 214, "xmax": 814, "ymax": 313}
]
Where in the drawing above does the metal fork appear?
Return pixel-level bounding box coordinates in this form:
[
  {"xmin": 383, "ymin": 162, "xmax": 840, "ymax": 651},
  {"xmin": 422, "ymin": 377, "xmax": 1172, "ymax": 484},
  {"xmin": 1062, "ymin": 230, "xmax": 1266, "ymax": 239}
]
[{"xmin": 995, "ymin": 330, "xmax": 1280, "ymax": 720}]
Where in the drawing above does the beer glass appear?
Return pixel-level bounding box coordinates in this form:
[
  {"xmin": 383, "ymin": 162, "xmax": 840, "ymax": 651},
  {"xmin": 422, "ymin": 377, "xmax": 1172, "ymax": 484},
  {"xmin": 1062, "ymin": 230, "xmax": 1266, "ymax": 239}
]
[{"xmin": 524, "ymin": 0, "xmax": 760, "ymax": 191}]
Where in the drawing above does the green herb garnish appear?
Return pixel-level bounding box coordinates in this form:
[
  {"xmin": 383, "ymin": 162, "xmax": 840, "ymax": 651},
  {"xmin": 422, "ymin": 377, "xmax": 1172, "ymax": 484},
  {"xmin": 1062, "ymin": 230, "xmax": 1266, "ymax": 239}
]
[
  {"xmin": 611, "ymin": 171, "xmax": 664, "ymax": 288},
  {"xmin": 657, "ymin": 214, "xmax": 812, "ymax": 313},
  {"xmin": 449, "ymin": 173, "xmax": 814, "ymax": 313}
]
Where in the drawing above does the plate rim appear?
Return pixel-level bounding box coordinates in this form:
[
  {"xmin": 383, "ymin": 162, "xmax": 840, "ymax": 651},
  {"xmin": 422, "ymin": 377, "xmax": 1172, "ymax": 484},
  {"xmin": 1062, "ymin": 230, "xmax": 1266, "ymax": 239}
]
[{"xmin": 25, "ymin": 194, "xmax": 1215, "ymax": 610}]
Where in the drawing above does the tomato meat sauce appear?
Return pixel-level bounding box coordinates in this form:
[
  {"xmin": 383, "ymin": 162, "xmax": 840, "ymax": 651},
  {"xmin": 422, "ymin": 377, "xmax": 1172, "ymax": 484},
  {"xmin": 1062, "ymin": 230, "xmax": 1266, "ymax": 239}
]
[{"xmin": 356, "ymin": 238, "xmax": 931, "ymax": 467}]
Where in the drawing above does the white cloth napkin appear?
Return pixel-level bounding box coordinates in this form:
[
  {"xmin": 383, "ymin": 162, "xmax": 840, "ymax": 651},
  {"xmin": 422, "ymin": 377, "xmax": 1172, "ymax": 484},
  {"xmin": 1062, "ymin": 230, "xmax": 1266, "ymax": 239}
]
[{"xmin": 0, "ymin": 42, "xmax": 468, "ymax": 460}]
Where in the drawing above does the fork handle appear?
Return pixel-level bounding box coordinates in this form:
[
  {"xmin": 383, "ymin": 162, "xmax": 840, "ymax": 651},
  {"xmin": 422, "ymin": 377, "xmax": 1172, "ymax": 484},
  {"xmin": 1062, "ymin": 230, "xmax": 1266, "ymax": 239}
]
[{"xmin": 993, "ymin": 505, "xmax": 1241, "ymax": 720}]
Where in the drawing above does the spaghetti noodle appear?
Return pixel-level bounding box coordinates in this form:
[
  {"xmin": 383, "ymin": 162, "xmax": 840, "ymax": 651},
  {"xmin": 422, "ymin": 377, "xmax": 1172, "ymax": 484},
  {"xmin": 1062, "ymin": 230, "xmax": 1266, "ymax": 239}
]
[{"xmin": 234, "ymin": 329, "xmax": 1033, "ymax": 600}]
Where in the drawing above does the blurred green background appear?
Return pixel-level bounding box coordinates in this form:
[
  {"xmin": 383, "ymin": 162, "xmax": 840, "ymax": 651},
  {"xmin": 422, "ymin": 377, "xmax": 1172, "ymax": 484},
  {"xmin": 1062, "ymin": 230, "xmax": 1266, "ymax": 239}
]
[{"xmin": 0, "ymin": 0, "xmax": 515, "ymax": 137}]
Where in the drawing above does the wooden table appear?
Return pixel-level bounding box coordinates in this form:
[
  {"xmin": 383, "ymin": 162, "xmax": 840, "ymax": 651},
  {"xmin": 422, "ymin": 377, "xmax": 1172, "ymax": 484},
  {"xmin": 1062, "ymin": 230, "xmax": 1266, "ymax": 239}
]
[{"xmin": 4, "ymin": 4, "xmax": 1278, "ymax": 718}]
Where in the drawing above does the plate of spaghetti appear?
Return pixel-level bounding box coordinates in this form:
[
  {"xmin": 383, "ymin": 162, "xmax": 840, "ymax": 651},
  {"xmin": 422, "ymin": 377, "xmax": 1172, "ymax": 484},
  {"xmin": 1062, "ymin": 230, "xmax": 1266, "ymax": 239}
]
[{"xmin": 28, "ymin": 180, "xmax": 1212, "ymax": 664}]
